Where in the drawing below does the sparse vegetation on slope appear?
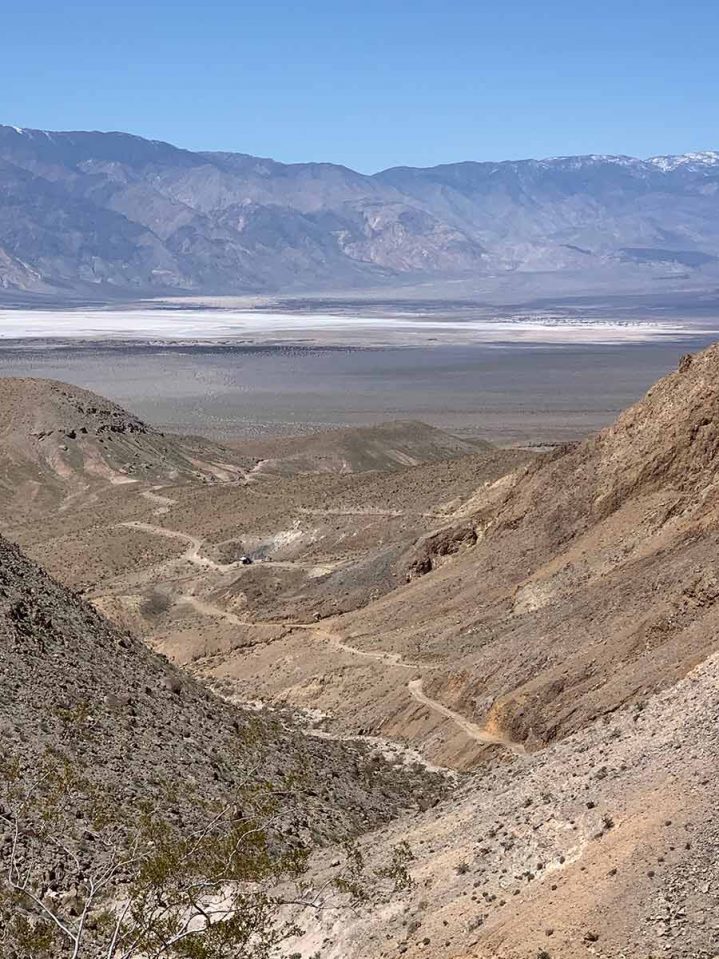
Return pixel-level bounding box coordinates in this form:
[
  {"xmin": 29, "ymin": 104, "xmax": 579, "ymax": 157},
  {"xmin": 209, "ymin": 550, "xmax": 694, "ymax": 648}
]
[{"xmin": 0, "ymin": 535, "xmax": 445, "ymax": 956}]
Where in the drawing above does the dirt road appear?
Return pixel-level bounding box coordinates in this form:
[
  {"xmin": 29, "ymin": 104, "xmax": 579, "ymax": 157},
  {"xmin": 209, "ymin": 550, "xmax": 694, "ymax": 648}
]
[
  {"xmin": 119, "ymin": 521, "xmax": 523, "ymax": 755},
  {"xmin": 408, "ymin": 677, "xmax": 525, "ymax": 754}
]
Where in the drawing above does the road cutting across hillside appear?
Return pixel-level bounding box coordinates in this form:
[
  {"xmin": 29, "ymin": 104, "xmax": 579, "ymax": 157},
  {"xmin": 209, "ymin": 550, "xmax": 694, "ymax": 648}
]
[{"xmin": 408, "ymin": 677, "xmax": 526, "ymax": 754}]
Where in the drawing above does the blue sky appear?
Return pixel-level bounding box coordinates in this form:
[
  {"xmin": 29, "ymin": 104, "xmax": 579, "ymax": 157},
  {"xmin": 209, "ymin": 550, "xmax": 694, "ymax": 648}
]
[{"xmin": 3, "ymin": 0, "xmax": 718, "ymax": 171}]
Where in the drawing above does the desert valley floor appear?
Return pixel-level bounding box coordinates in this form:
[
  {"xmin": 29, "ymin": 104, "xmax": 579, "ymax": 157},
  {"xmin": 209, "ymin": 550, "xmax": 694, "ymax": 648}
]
[{"xmin": 2, "ymin": 294, "xmax": 719, "ymax": 445}]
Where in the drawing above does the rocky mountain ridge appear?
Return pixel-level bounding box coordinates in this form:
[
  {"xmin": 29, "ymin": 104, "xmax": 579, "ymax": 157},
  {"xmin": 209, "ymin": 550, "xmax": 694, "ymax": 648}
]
[
  {"xmin": 307, "ymin": 341, "xmax": 719, "ymax": 762},
  {"xmin": 2, "ymin": 125, "xmax": 719, "ymax": 295}
]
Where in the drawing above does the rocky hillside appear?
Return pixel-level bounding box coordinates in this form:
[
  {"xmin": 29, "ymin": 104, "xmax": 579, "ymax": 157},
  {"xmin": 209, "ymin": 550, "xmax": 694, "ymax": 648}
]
[
  {"xmin": 0, "ymin": 530, "xmax": 446, "ymax": 956},
  {"xmin": 293, "ymin": 649, "xmax": 719, "ymax": 958},
  {"xmin": 2, "ymin": 353, "xmax": 718, "ymax": 954},
  {"xmin": 0, "ymin": 377, "xmax": 251, "ymax": 515},
  {"xmin": 317, "ymin": 344, "xmax": 719, "ymax": 755},
  {"xmin": 1, "ymin": 125, "xmax": 719, "ymax": 294},
  {"xmin": 0, "ymin": 532, "xmax": 441, "ymax": 835}
]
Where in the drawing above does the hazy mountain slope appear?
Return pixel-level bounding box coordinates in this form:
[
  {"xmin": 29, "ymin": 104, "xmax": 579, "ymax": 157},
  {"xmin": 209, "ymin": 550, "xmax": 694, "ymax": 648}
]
[
  {"xmin": 0, "ymin": 155, "xmax": 182, "ymax": 290},
  {"xmin": 376, "ymin": 154, "xmax": 719, "ymax": 270},
  {"xmin": 0, "ymin": 126, "xmax": 482, "ymax": 292},
  {"xmin": 1, "ymin": 125, "xmax": 719, "ymax": 294}
]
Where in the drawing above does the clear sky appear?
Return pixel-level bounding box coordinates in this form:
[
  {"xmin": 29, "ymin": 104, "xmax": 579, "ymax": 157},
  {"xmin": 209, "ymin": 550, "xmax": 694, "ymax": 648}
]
[{"xmin": 3, "ymin": 0, "xmax": 718, "ymax": 172}]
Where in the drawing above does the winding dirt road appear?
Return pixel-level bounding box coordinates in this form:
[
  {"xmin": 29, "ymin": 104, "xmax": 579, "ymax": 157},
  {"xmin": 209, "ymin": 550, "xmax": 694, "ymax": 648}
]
[
  {"xmin": 118, "ymin": 520, "xmax": 522, "ymax": 755},
  {"xmin": 119, "ymin": 521, "xmax": 230, "ymax": 570},
  {"xmin": 121, "ymin": 521, "xmax": 340, "ymax": 576},
  {"xmin": 253, "ymin": 624, "xmax": 523, "ymax": 753},
  {"xmin": 288, "ymin": 624, "xmax": 418, "ymax": 669},
  {"xmin": 408, "ymin": 678, "xmax": 525, "ymax": 754}
]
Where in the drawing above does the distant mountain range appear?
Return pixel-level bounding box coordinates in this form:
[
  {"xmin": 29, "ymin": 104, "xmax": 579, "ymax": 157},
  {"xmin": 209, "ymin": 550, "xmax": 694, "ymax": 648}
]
[{"xmin": 1, "ymin": 124, "xmax": 719, "ymax": 297}]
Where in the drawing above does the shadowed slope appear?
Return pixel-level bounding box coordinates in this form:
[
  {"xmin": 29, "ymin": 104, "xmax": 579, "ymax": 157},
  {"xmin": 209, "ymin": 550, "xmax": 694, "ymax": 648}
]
[{"xmin": 0, "ymin": 532, "xmax": 443, "ymax": 843}]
